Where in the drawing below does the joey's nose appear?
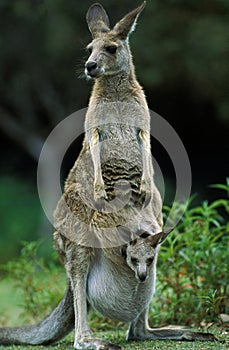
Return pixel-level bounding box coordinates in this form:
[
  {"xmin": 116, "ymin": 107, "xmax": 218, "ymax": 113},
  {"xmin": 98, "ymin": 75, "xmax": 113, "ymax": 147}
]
[
  {"xmin": 86, "ymin": 61, "xmax": 97, "ymax": 72},
  {"xmin": 138, "ymin": 273, "xmax": 147, "ymax": 282}
]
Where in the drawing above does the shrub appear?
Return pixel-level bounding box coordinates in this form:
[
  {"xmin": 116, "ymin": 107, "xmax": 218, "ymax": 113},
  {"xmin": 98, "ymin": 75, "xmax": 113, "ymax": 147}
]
[{"xmin": 151, "ymin": 179, "xmax": 229, "ymax": 326}]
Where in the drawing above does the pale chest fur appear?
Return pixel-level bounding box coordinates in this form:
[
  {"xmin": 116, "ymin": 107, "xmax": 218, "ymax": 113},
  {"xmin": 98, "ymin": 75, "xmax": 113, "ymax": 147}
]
[{"xmin": 85, "ymin": 99, "xmax": 150, "ymax": 132}]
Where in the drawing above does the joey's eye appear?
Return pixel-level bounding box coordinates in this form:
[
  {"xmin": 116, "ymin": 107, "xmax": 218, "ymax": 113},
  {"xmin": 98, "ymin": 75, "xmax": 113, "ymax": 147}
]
[
  {"xmin": 105, "ymin": 45, "xmax": 117, "ymax": 54},
  {"xmin": 131, "ymin": 257, "xmax": 138, "ymax": 264},
  {"xmin": 87, "ymin": 47, "xmax": 93, "ymax": 55},
  {"xmin": 147, "ymin": 258, "xmax": 154, "ymax": 265}
]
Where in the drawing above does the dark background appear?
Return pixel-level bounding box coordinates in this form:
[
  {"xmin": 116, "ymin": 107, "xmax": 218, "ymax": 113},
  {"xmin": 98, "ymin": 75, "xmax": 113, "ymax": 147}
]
[{"xmin": 0, "ymin": 0, "xmax": 228, "ymax": 262}]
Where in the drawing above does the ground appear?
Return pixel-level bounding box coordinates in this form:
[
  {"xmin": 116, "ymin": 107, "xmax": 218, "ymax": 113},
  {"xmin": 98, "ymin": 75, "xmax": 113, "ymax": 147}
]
[{"xmin": 0, "ymin": 330, "xmax": 227, "ymax": 350}]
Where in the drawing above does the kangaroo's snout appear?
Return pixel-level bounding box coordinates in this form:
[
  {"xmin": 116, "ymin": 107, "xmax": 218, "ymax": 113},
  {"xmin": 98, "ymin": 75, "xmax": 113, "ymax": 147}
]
[
  {"xmin": 85, "ymin": 60, "xmax": 105, "ymax": 78},
  {"xmin": 138, "ymin": 272, "xmax": 147, "ymax": 282},
  {"xmin": 137, "ymin": 264, "xmax": 148, "ymax": 283},
  {"xmin": 86, "ymin": 61, "xmax": 97, "ymax": 72}
]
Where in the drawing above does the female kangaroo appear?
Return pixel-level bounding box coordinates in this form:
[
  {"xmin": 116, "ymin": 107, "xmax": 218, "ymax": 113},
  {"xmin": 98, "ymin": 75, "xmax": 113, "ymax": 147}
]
[{"xmin": 0, "ymin": 3, "xmax": 216, "ymax": 349}]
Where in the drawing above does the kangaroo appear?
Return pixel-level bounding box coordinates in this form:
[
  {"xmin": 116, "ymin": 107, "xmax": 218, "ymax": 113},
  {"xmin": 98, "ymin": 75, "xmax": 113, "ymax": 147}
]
[{"xmin": 0, "ymin": 2, "xmax": 216, "ymax": 349}]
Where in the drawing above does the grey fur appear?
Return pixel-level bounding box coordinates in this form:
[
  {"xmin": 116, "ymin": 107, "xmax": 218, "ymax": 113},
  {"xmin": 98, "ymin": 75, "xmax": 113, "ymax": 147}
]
[{"xmin": 0, "ymin": 3, "xmax": 216, "ymax": 349}]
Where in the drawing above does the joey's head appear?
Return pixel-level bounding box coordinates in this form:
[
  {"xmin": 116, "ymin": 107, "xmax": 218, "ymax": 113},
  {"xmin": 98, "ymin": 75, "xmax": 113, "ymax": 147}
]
[
  {"xmin": 85, "ymin": 2, "xmax": 146, "ymax": 78},
  {"xmin": 122, "ymin": 231, "xmax": 171, "ymax": 283}
]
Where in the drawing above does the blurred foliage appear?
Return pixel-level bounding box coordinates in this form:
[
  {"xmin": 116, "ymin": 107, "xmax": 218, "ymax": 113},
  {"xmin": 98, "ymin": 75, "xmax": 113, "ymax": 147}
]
[
  {"xmin": 153, "ymin": 179, "xmax": 229, "ymax": 326},
  {"xmin": 0, "ymin": 0, "xmax": 228, "ymax": 159},
  {"xmin": 0, "ymin": 177, "xmax": 42, "ymax": 263},
  {"xmin": 0, "ymin": 181, "xmax": 228, "ymax": 328},
  {"xmin": 135, "ymin": 0, "xmax": 229, "ymax": 124},
  {"xmin": 1, "ymin": 241, "xmax": 65, "ymax": 323}
]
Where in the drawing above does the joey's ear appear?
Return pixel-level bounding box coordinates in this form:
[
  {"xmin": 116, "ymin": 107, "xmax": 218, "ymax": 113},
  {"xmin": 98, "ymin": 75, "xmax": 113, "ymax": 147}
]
[
  {"xmin": 86, "ymin": 3, "xmax": 110, "ymax": 38},
  {"xmin": 112, "ymin": 2, "xmax": 146, "ymax": 40},
  {"xmin": 121, "ymin": 245, "xmax": 127, "ymax": 259},
  {"xmin": 146, "ymin": 229, "xmax": 173, "ymax": 247}
]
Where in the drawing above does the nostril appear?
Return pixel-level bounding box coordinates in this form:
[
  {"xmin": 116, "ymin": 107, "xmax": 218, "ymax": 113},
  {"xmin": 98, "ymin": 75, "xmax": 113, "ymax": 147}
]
[
  {"xmin": 138, "ymin": 274, "xmax": 147, "ymax": 282},
  {"xmin": 86, "ymin": 61, "xmax": 97, "ymax": 72}
]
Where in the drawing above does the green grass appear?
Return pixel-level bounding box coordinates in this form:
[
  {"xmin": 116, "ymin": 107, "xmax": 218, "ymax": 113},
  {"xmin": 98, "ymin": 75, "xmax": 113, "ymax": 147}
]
[{"xmin": 0, "ymin": 329, "xmax": 227, "ymax": 350}]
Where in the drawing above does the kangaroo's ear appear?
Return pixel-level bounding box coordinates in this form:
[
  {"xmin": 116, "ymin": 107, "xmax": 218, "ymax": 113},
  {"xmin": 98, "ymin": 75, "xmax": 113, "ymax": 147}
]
[
  {"xmin": 117, "ymin": 225, "xmax": 132, "ymax": 244},
  {"xmin": 112, "ymin": 2, "xmax": 146, "ymax": 40},
  {"xmin": 130, "ymin": 238, "xmax": 138, "ymax": 246},
  {"xmin": 86, "ymin": 3, "xmax": 110, "ymax": 38},
  {"xmin": 146, "ymin": 229, "xmax": 173, "ymax": 248}
]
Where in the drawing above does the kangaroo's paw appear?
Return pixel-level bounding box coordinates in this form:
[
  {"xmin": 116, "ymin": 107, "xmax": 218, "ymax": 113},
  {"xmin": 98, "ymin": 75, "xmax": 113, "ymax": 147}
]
[
  {"xmin": 74, "ymin": 337, "xmax": 121, "ymax": 350},
  {"xmin": 140, "ymin": 178, "xmax": 151, "ymax": 193},
  {"xmin": 127, "ymin": 327, "xmax": 217, "ymax": 342},
  {"xmin": 94, "ymin": 182, "xmax": 108, "ymax": 202}
]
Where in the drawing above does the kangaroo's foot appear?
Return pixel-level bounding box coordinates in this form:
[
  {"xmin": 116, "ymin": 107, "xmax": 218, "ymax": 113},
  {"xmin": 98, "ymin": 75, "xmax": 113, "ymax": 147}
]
[
  {"xmin": 74, "ymin": 337, "xmax": 121, "ymax": 350},
  {"xmin": 127, "ymin": 327, "xmax": 217, "ymax": 342}
]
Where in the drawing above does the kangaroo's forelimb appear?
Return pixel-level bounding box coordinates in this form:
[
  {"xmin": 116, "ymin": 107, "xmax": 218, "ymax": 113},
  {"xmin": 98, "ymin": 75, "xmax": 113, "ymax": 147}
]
[
  {"xmin": 0, "ymin": 281, "xmax": 74, "ymax": 345},
  {"xmin": 87, "ymin": 128, "xmax": 108, "ymax": 201},
  {"xmin": 138, "ymin": 129, "xmax": 152, "ymax": 195}
]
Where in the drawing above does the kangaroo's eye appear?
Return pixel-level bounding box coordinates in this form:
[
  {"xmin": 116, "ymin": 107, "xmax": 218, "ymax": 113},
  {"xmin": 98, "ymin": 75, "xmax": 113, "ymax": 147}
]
[
  {"xmin": 131, "ymin": 257, "xmax": 138, "ymax": 264},
  {"xmin": 105, "ymin": 45, "xmax": 117, "ymax": 54},
  {"xmin": 147, "ymin": 258, "xmax": 154, "ymax": 265}
]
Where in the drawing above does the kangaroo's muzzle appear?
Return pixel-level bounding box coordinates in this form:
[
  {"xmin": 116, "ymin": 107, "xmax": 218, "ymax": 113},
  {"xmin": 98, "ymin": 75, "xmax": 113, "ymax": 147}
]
[
  {"xmin": 137, "ymin": 264, "xmax": 148, "ymax": 282},
  {"xmin": 85, "ymin": 61, "xmax": 105, "ymax": 78}
]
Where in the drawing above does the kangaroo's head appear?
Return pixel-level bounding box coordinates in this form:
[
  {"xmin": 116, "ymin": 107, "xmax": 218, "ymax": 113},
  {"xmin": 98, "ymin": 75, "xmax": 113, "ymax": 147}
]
[
  {"xmin": 121, "ymin": 230, "xmax": 171, "ymax": 283},
  {"xmin": 85, "ymin": 2, "xmax": 146, "ymax": 78}
]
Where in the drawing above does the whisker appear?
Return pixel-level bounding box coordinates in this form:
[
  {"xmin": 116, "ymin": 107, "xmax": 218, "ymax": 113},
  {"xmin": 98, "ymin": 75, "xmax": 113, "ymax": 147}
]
[{"xmin": 75, "ymin": 55, "xmax": 87, "ymax": 79}]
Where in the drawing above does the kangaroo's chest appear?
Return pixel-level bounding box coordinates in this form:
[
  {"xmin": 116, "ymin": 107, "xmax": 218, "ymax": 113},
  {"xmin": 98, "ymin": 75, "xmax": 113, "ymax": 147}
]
[
  {"xmin": 86, "ymin": 255, "xmax": 154, "ymax": 322},
  {"xmin": 85, "ymin": 100, "xmax": 150, "ymax": 133}
]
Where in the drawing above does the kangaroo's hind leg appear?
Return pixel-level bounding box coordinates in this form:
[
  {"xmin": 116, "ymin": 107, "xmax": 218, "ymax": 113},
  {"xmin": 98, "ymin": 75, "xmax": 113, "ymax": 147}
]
[
  {"xmin": 56, "ymin": 233, "xmax": 120, "ymax": 350},
  {"xmin": 127, "ymin": 307, "xmax": 217, "ymax": 342}
]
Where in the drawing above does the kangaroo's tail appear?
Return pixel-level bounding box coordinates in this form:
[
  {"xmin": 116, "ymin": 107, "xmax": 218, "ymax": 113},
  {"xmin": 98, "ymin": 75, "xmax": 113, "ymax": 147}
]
[{"xmin": 0, "ymin": 280, "xmax": 74, "ymax": 345}]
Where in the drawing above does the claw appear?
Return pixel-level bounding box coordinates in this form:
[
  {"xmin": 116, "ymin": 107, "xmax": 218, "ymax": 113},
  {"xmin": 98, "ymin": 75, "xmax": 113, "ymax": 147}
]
[
  {"xmin": 94, "ymin": 182, "xmax": 108, "ymax": 202},
  {"xmin": 140, "ymin": 178, "xmax": 151, "ymax": 194}
]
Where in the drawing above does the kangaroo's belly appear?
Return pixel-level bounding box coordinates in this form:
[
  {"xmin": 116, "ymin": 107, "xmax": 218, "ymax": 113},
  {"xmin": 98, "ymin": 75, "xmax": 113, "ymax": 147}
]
[
  {"xmin": 86, "ymin": 258, "xmax": 154, "ymax": 322},
  {"xmin": 73, "ymin": 125, "xmax": 143, "ymax": 188}
]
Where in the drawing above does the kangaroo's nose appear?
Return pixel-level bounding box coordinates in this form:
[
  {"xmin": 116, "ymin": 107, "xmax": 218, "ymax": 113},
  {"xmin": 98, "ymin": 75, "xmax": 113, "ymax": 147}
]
[{"xmin": 86, "ymin": 61, "xmax": 97, "ymax": 72}]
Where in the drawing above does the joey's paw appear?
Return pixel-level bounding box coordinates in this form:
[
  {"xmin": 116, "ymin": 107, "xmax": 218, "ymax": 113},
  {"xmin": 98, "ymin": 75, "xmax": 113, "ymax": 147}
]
[{"xmin": 74, "ymin": 337, "xmax": 121, "ymax": 350}]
